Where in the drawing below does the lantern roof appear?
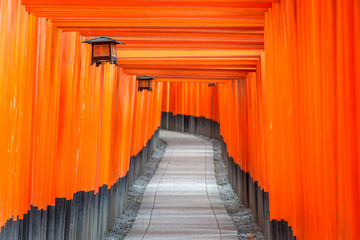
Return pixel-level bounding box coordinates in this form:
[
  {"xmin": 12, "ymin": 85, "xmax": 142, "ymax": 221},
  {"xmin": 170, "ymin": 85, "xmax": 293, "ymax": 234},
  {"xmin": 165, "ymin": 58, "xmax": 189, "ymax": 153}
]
[
  {"xmin": 136, "ymin": 75, "xmax": 155, "ymax": 80},
  {"xmin": 82, "ymin": 36, "xmax": 126, "ymax": 45}
]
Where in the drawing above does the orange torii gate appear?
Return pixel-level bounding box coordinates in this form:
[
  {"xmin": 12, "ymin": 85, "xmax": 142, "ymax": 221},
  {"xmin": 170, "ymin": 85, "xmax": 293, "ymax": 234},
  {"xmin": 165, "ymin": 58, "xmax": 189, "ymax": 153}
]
[{"xmin": 0, "ymin": 0, "xmax": 359, "ymax": 239}]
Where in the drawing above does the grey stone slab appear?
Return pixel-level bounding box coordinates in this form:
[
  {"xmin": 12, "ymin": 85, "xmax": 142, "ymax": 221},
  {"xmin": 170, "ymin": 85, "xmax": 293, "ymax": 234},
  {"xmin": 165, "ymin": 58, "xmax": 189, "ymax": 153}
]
[{"xmin": 126, "ymin": 130, "xmax": 237, "ymax": 240}]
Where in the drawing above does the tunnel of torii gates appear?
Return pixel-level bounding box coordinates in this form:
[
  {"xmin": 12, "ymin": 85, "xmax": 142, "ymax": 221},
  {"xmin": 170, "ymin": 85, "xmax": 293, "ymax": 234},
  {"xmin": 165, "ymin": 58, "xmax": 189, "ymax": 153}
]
[{"xmin": 0, "ymin": 0, "xmax": 359, "ymax": 239}]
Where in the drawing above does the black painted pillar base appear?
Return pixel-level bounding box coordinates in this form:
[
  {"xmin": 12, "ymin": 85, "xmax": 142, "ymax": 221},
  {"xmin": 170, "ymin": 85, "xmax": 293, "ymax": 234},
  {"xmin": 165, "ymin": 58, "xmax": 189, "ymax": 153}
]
[
  {"xmin": 0, "ymin": 128, "xmax": 160, "ymax": 240},
  {"xmin": 161, "ymin": 112, "xmax": 220, "ymax": 140}
]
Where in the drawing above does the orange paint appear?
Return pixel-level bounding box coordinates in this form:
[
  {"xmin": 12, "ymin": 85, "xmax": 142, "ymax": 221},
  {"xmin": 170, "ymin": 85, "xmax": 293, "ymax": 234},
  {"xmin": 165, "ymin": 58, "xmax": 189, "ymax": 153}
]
[
  {"xmin": 0, "ymin": 0, "xmax": 163, "ymax": 229},
  {"xmin": 1, "ymin": 0, "xmax": 360, "ymax": 239}
]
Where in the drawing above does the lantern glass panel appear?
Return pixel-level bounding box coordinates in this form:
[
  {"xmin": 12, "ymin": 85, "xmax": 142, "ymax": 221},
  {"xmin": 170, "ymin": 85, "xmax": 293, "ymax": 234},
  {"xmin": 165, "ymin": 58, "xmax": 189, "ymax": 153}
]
[
  {"xmin": 93, "ymin": 44, "xmax": 110, "ymax": 57},
  {"xmin": 111, "ymin": 44, "xmax": 117, "ymax": 58},
  {"xmin": 139, "ymin": 80, "xmax": 150, "ymax": 88}
]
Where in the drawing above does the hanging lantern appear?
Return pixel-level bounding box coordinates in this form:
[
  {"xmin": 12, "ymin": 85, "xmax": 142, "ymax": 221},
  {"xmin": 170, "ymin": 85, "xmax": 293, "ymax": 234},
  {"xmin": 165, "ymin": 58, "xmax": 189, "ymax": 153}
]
[
  {"xmin": 136, "ymin": 75, "xmax": 155, "ymax": 92},
  {"xmin": 82, "ymin": 36, "xmax": 126, "ymax": 67},
  {"xmin": 208, "ymin": 83, "xmax": 216, "ymax": 87}
]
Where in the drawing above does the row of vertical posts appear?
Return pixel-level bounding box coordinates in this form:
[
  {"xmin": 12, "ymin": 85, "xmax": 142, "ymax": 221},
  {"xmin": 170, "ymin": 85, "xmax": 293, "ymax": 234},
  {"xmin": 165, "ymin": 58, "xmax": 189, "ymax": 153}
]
[
  {"xmin": 162, "ymin": 12, "xmax": 360, "ymax": 234},
  {"xmin": 0, "ymin": 0, "xmax": 164, "ymax": 238}
]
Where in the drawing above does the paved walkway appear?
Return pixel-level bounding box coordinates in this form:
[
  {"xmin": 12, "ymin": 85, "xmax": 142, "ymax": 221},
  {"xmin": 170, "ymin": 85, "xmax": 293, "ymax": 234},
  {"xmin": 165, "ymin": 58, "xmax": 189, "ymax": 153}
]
[{"xmin": 126, "ymin": 130, "xmax": 238, "ymax": 240}]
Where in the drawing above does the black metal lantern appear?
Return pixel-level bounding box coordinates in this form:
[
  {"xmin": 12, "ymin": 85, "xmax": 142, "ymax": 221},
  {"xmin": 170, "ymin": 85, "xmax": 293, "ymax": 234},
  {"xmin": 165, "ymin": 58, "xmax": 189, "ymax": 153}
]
[
  {"xmin": 136, "ymin": 75, "xmax": 155, "ymax": 92},
  {"xmin": 82, "ymin": 36, "xmax": 126, "ymax": 67},
  {"xmin": 208, "ymin": 83, "xmax": 216, "ymax": 87}
]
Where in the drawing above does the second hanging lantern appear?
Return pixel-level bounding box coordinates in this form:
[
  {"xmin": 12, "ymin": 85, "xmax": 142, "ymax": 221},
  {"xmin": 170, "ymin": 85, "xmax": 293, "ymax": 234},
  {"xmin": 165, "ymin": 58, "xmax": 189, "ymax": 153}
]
[{"xmin": 137, "ymin": 75, "xmax": 155, "ymax": 92}]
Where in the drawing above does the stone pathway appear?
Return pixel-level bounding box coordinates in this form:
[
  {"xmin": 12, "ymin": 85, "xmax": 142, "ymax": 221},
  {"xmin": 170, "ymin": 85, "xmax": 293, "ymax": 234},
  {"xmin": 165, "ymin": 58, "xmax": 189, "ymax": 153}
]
[{"xmin": 126, "ymin": 130, "xmax": 238, "ymax": 240}]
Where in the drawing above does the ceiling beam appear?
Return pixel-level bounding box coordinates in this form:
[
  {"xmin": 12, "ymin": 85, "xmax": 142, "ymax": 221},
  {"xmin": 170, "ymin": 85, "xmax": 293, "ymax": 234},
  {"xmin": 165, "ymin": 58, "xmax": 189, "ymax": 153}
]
[{"xmin": 23, "ymin": 0, "xmax": 278, "ymax": 7}]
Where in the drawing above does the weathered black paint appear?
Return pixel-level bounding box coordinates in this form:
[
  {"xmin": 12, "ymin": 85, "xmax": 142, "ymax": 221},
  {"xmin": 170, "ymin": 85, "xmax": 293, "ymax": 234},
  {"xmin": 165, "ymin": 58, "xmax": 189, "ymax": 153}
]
[
  {"xmin": 161, "ymin": 112, "xmax": 220, "ymax": 140},
  {"xmin": 0, "ymin": 128, "xmax": 160, "ymax": 240},
  {"xmin": 161, "ymin": 112, "xmax": 297, "ymax": 240}
]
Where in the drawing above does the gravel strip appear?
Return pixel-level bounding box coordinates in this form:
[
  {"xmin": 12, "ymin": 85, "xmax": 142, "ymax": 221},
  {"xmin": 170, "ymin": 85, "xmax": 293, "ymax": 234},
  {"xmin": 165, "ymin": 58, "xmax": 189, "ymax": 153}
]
[
  {"xmin": 104, "ymin": 139, "xmax": 167, "ymax": 240},
  {"xmin": 203, "ymin": 136, "xmax": 264, "ymax": 240},
  {"xmin": 105, "ymin": 133, "xmax": 264, "ymax": 240}
]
